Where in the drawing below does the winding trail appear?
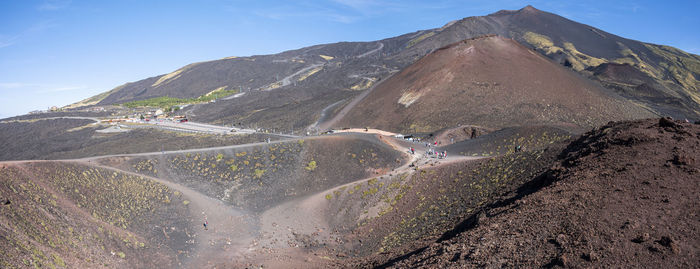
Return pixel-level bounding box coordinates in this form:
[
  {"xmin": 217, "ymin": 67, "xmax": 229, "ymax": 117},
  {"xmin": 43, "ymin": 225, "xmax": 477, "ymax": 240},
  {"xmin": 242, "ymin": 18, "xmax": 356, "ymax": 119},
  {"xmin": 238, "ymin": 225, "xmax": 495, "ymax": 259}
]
[
  {"xmin": 250, "ymin": 134, "xmax": 484, "ymax": 266},
  {"xmin": 357, "ymin": 42, "xmax": 384, "ymax": 58},
  {"xmin": 308, "ymin": 99, "xmax": 348, "ymax": 132},
  {"xmin": 1, "ymin": 129, "xmax": 485, "ymax": 268},
  {"xmin": 85, "ymin": 162, "xmax": 257, "ymax": 268}
]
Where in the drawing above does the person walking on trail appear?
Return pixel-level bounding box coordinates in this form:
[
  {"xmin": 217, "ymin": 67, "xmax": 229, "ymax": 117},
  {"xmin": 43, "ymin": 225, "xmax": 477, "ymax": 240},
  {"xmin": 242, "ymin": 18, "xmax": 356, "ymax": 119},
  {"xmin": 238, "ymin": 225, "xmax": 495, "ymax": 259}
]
[
  {"xmin": 203, "ymin": 220, "xmax": 208, "ymax": 230},
  {"xmin": 410, "ymin": 147, "xmax": 415, "ymax": 154}
]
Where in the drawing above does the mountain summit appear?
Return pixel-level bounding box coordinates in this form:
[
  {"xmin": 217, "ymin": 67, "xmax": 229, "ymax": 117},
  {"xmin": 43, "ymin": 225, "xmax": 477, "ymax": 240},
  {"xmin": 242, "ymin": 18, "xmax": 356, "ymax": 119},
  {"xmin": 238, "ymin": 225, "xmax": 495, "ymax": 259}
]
[
  {"xmin": 336, "ymin": 35, "xmax": 653, "ymax": 133},
  {"xmin": 67, "ymin": 5, "xmax": 699, "ymax": 132}
]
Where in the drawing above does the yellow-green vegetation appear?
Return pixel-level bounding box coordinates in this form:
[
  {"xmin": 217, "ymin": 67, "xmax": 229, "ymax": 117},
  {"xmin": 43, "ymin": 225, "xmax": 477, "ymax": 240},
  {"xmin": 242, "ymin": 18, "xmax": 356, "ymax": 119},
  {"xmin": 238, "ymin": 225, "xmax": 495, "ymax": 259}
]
[
  {"xmin": 319, "ymin": 55, "xmax": 334, "ymax": 61},
  {"xmin": 612, "ymin": 42, "xmax": 658, "ymax": 77},
  {"xmin": 254, "ymin": 169, "xmax": 265, "ymax": 179},
  {"xmin": 459, "ymin": 130, "xmax": 570, "ymax": 157},
  {"xmin": 523, "ymin": 32, "xmax": 562, "ymax": 55},
  {"xmin": 263, "ymin": 81, "xmax": 283, "ymax": 90},
  {"xmin": 325, "ymin": 194, "xmax": 333, "ymax": 200},
  {"xmin": 133, "ymin": 159, "xmax": 158, "ymax": 176},
  {"xmin": 297, "ymin": 67, "xmax": 323, "ymax": 81},
  {"xmin": 46, "ymin": 164, "xmax": 173, "ymax": 229},
  {"xmin": 408, "ymin": 123, "xmax": 433, "ymax": 133},
  {"xmin": 350, "ymin": 77, "xmax": 376, "ymax": 91},
  {"xmin": 122, "ymin": 87, "xmax": 238, "ymax": 109},
  {"xmin": 379, "ymin": 149, "xmax": 549, "ymax": 253},
  {"xmin": 523, "ymin": 32, "xmax": 608, "ymax": 71},
  {"xmin": 305, "ymin": 160, "xmax": 317, "ymax": 171},
  {"xmin": 407, "ymin": 31, "xmax": 435, "ymax": 48},
  {"xmin": 523, "ymin": 31, "xmax": 699, "ymax": 106},
  {"xmin": 644, "ymin": 43, "xmax": 700, "ymax": 104},
  {"xmin": 562, "ymin": 42, "xmax": 607, "ymax": 71},
  {"xmin": 165, "ymin": 141, "xmax": 305, "ymax": 196},
  {"xmin": 0, "ymin": 163, "xmax": 174, "ymax": 268}
]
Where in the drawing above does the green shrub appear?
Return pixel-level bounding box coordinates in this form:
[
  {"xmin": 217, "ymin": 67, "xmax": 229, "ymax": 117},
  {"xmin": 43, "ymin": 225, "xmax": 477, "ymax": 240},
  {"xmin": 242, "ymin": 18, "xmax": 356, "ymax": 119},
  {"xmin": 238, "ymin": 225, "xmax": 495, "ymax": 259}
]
[
  {"xmin": 305, "ymin": 160, "xmax": 317, "ymax": 171},
  {"xmin": 254, "ymin": 169, "xmax": 265, "ymax": 179}
]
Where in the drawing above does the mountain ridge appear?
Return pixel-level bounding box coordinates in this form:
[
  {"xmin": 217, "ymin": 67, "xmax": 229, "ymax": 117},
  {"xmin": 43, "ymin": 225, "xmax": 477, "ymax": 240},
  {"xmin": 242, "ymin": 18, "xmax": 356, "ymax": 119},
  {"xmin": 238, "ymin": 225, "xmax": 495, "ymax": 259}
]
[{"xmin": 64, "ymin": 5, "xmax": 699, "ymax": 131}]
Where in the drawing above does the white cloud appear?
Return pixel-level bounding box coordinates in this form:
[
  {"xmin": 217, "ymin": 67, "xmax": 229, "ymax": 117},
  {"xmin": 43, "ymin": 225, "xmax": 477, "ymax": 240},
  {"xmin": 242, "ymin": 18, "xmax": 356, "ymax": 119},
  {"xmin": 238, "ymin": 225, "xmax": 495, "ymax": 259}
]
[
  {"xmin": 0, "ymin": 82, "xmax": 39, "ymax": 89},
  {"xmin": 37, "ymin": 0, "xmax": 72, "ymax": 11},
  {"xmin": 0, "ymin": 21, "xmax": 57, "ymax": 50},
  {"xmin": 0, "ymin": 35, "xmax": 19, "ymax": 49}
]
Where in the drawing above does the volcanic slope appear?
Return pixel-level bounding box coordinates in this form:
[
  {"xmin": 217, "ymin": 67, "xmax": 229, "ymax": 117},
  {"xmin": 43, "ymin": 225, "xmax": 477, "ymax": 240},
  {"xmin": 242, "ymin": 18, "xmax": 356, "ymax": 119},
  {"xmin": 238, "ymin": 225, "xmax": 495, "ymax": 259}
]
[
  {"xmin": 0, "ymin": 134, "xmax": 406, "ymax": 268},
  {"xmin": 0, "ymin": 161, "xmax": 193, "ymax": 268},
  {"xmin": 66, "ymin": 5, "xmax": 698, "ymax": 134},
  {"xmin": 396, "ymin": 5, "xmax": 700, "ymax": 120},
  {"xmin": 336, "ymin": 35, "xmax": 655, "ymax": 133},
  {"xmin": 0, "ymin": 118, "xmax": 282, "ymax": 161},
  {"xmin": 358, "ymin": 118, "xmax": 700, "ymax": 268}
]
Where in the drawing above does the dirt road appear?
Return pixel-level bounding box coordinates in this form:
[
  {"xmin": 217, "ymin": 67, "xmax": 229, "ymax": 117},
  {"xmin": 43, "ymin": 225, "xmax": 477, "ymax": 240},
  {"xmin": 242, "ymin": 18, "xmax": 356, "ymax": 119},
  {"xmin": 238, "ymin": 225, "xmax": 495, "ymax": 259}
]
[
  {"xmin": 88, "ymin": 163, "xmax": 257, "ymax": 268},
  {"xmin": 1, "ymin": 130, "xmax": 483, "ymax": 268}
]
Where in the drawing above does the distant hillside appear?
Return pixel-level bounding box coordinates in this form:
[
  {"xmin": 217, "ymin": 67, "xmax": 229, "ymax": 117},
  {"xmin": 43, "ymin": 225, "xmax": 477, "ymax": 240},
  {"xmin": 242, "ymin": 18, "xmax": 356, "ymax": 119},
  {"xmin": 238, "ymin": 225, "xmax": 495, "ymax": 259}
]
[
  {"xmin": 395, "ymin": 5, "xmax": 700, "ymax": 120},
  {"xmin": 67, "ymin": 5, "xmax": 699, "ymax": 132},
  {"xmin": 335, "ymin": 35, "xmax": 654, "ymax": 133}
]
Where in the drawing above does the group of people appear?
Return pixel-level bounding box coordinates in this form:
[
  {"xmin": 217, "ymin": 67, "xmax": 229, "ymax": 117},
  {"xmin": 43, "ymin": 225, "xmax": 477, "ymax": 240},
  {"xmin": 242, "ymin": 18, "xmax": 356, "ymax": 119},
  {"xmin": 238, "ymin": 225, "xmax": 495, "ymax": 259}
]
[
  {"xmin": 413, "ymin": 146, "xmax": 447, "ymax": 159},
  {"xmin": 407, "ymin": 138, "xmax": 450, "ymax": 160},
  {"xmin": 425, "ymin": 148, "xmax": 447, "ymax": 159}
]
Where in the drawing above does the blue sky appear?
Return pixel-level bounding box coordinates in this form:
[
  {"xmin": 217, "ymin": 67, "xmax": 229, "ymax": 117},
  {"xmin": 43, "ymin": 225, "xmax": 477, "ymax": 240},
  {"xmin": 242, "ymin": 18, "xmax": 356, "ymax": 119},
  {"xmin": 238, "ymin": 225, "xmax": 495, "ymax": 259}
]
[{"xmin": 1, "ymin": 0, "xmax": 698, "ymax": 118}]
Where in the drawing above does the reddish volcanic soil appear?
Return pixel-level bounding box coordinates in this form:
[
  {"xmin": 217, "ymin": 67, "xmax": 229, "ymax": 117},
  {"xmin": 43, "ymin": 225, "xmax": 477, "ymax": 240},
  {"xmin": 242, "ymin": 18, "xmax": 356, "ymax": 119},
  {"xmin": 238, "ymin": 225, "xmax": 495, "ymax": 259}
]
[
  {"xmin": 357, "ymin": 118, "xmax": 699, "ymax": 268},
  {"xmin": 336, "ymin": 35, "xmax": 654, "ymax": 133}
]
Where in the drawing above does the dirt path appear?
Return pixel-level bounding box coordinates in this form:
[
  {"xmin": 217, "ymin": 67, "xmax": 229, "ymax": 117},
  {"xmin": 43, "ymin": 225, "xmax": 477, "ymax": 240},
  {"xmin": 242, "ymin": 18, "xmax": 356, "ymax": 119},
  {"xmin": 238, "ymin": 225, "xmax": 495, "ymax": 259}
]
[
  {"xmin": 308, "ymin": 99, "xmax": 348, "ymax": 132},
  {"xmin": 317, "ymin": 68, "xmax": 398, "ymax": 131},
  {"xmin": 357, "ymin": 42, "xmax": 384, "ymax": 58},
  {"xmin": 333, "ymin": 128, "xmax": 399, "ymax": 136},
  {"xmin": 247, "ymin": 134, "xmax": 484, "ymax": 267},
  {"xmin": 1, "ymin": 130, "xmax": 483, "ymax": 268},
  {"xmin": 85, "ymin": 162, "xmax": 257, "ymax": 268}
]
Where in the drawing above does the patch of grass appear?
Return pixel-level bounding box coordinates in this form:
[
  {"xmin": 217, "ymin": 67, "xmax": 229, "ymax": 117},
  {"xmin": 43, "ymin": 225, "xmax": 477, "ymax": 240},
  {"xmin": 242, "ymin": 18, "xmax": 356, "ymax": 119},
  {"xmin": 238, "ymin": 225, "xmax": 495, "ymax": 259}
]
[
  {"xmin": 253, "ymin": 169, "xmax": 265, "ymax": 179},
  {"xmin": 122, "ymin": 87, "xmax": 238, "ymax": 109},
  {"xmin": 52, "ymin": 253, "xmax": 65, "ymax": 267},
  {"xmin": 305, "ymin": 160, "xmax": 317, "ymax": 171},
  {"xmin": 297, "ymin": 67, "xmax": 323, "ymax": 81},
  {"xmin": 523, "ymin": 31, "xmax": 562, "ymax": 55},
  {"xmin": 407, "ymin": 31, "xmax": 435, "ymax": 48}
]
